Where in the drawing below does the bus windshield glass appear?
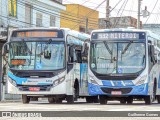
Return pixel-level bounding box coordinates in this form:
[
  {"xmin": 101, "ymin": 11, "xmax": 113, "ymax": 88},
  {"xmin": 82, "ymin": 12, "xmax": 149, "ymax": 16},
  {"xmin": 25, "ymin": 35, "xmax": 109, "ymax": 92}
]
[
  {"xmin": 9, "ymin": 41, "xmax": 65, "ymax": 70},
  {"xmin": 90, "ymin": 41, "xmax": 146, "ymax": 74}
]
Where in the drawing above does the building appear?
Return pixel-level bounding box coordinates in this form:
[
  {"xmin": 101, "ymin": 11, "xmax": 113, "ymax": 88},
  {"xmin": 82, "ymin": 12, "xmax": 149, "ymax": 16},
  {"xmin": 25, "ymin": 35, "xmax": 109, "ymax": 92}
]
[
  {"xmin": 143, "ymin": 24, "xmax": 160, "ymax": 35},
  {"xmin": 0, "ymin": 0, "xmax": 66, "ymax": 101},
  {"xmin": 0, "ymin": 0, "xmax": 66, "ymax": 28},
  {"xmin": 61, "ymin": 4, "xmax": 99, "ymax": 33},
  {"xmin": 99, "ymin": 16, "xmax": 142, "ymax": 29}
]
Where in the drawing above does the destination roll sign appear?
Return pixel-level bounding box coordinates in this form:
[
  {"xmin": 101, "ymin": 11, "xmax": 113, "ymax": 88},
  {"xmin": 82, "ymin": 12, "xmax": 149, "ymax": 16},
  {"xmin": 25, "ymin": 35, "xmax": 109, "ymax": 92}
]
[{"xmin": 91, "ymin": 32, "xmax": 145, "ymax": 40}]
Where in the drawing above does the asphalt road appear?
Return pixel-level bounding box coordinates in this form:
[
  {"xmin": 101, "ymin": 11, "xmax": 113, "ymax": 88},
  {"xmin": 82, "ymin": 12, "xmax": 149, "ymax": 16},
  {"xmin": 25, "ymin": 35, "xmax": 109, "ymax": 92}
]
[{"xmin": 0, "ymin": 99, "xmax": 160, "ymax": 120}]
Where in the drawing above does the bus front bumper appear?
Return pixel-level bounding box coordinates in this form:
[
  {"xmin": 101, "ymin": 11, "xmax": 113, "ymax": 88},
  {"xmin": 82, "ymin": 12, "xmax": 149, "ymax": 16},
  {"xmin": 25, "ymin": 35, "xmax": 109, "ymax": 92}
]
[
  {"xmin": 88, "ymin": 83, "xmax": 148, "ymax": 96},
  {"xmin": 8, "ymin": 80, "xmax": 67, "ymax": 95}
]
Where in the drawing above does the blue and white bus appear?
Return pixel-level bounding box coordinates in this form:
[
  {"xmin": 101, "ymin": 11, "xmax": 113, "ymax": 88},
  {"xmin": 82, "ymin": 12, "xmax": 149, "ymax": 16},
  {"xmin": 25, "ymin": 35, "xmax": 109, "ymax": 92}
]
[
  {"xmin": 2, "ymin": 28, "xmax": 98, "ymax": 104},
  {"xmin": 88, "ymin": 28, "xmax": 160, "ymax": 104}
]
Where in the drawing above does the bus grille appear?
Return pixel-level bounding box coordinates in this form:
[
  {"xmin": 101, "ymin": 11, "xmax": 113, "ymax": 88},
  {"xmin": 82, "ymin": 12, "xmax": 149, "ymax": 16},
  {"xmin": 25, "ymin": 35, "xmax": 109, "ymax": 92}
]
[
  {"xmin": 101, "ymin": 87, "xmax": 132, "ymax": 94},
  {"xmin": 18, "ymin": 85, "xmax": 52, "ymax": 91}
]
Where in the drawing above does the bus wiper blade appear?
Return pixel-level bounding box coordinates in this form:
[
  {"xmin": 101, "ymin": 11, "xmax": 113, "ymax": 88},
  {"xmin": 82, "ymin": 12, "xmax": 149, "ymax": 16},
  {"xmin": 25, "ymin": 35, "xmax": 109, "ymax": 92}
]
[
  {"xmin": 104, "ymin": 41, "xmax": 112, "ymax": 55},
  {"xmin": 121, "ymin": 41, "xmax": 133, "ymax": 54},
  {"xmin": 22, "ymin": 39, "xmax": 32, "ymax": 54}
]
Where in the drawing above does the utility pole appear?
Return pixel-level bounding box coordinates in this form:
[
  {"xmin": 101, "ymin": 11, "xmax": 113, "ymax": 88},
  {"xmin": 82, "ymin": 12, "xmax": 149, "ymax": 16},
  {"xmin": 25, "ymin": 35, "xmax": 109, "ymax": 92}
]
[
  {"xmin": 85, "ymin": 17, "xmax": 88, "ymax": 33},
  {"xmin": 105, "ymin": 0, "xmax": 110, "ymax": 28},
  {"xmin": 137, "ymin": 0, "xmax": 142, "ymax": 29}
]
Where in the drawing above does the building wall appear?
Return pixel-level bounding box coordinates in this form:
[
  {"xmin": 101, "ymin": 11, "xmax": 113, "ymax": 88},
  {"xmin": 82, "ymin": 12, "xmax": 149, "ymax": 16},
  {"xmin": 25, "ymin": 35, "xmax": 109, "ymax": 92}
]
[
  {"xmin": 61, "ymin": 4, "xmax": 99, "ymax": 33},
  {"xmin": 99, "ymin": 16, "xmax": 142, "ymax": 29}
]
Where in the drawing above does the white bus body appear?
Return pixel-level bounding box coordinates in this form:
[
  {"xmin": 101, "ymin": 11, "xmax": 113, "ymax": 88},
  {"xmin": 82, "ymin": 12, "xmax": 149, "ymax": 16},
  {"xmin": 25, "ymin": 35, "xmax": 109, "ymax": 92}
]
[
  {"xmin": 3, "ymin": 28, "xmax": 98, "ymax": 104},
  {"xmin": 88, "ymin": 28, "xmax": 160, "ymax": 105}
]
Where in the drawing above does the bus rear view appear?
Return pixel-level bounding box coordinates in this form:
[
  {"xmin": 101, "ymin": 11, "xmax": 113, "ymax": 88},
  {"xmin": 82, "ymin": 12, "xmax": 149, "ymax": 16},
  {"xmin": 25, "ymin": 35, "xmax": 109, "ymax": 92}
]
[{"xmin": 88, "ymin": 28, "xmax": 160, "ymax": 105}]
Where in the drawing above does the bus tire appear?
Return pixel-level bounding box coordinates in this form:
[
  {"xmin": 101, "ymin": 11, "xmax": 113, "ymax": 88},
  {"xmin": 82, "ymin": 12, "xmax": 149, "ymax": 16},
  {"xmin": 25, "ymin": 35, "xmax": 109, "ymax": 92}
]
[
  {"xmin": 74, "ymin": 80, "xmax": 79, "ymax": 101},
  {"xmin": 66, "ymin": 95, "xmax": 74, "ymax": 104},
  {"xmin": 99, "ymin": 95, "xmax": 107, "ymax": 104},
  {"xmin": 157, "ymin": 95, "xmax": 160, "ymax": 103},
  {"xmin": 144, "ymin": 96, "xmax": 151, "ymax": 105},
  {"xmin": 22, "ymin": 95, "xmax": 30, "ymax": 104},
  {"xmin": 48, "ymin": 97, "xmax": 55, "ymax": 103}
]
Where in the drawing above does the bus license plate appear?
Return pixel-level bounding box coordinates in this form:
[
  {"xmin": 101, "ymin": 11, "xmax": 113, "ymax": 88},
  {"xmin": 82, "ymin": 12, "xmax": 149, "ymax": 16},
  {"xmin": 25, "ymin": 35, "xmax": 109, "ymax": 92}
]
[
  {"xmin": 29, "ymin": 87, "xmax": 40, "ymax": 91},
  {"xmin": 111, "ymin": 91, "xmax": 122, "ymax": 95}
]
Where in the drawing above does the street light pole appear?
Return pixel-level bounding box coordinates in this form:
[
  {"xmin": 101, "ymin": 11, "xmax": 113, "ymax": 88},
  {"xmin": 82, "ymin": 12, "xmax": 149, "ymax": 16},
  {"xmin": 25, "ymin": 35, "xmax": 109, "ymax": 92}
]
[
  {"xmin": 105, "ymin": 0, "xmax": 110, "ymax": 28},
  {"xmin": 137, "ymin": 0, "xmax": 142, "ymax": 29}
]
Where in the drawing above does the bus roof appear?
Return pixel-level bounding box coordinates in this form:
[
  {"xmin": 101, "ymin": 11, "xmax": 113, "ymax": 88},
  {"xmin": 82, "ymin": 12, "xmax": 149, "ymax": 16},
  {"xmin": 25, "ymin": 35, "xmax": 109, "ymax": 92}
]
[{"xmin": 91, "ymin": 28, "xmax": 160, "ymax": 40}]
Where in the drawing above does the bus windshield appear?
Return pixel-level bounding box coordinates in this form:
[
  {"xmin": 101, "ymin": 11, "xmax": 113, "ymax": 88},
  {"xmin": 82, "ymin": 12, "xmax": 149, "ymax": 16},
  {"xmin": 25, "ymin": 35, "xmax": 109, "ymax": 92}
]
[
  {"xmin": 9, "ymin": 41, "xmax": 65, "ymax": 70},
  {"xmin": 90, "ymin": 41, "xmax": 146, "ymax": 74}
]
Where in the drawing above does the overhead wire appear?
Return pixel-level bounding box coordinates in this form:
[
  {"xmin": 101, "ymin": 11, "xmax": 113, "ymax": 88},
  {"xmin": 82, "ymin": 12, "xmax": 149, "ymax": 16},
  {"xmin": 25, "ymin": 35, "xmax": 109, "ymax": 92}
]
[
  {"xmin": 71, "ymin": 0, "xmax": 106, "ymax": 30},
  {"xmin": 112, "ymin": 0, "xmax": 128, "ymax": 28},
  {"xmin": 144, "ymin": 0, "xmax": 159, "ymax": 24}
]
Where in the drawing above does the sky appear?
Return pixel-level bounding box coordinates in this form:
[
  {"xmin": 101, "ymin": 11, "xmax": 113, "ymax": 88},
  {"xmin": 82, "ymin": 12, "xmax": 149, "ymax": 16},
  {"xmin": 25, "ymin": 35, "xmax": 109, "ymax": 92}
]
[{"xmin": 63, "ymin": 0, "xmax": 160, "ymax": 24}]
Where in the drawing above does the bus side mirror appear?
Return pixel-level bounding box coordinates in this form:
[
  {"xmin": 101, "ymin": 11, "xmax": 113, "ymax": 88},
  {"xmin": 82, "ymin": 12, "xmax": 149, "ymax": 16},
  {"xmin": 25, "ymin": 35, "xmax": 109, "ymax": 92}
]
[
  {"xmin": 69, "ymin": 46, "xmax": 74, "ymax": 57},
  {"xmin": 68, "ymin": 46, "xmax": 74, "ymax": 63},
  {"xmin": 2, "ymin": 43, "xmax": 9, "ymax": 62}
]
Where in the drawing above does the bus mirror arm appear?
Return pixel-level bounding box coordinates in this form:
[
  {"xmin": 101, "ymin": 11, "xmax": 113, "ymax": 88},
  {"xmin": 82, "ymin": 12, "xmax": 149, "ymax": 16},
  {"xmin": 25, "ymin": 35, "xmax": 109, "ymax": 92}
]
[{"xmin": 157, "ymin": 53, "xmax": 160, "ymax": 64}]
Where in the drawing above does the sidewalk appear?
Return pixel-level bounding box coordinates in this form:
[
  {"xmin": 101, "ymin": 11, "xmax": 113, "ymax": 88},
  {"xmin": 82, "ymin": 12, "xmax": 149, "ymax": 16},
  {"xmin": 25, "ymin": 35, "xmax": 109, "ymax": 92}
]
[{"xmin": 0, "ymin": 99, "xmax": 21, "ymax": 103}]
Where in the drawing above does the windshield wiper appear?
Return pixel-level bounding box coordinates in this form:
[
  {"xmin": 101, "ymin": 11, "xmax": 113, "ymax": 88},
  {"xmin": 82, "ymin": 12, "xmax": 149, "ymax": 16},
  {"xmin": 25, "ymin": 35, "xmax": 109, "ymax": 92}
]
[
  {"xmin": 22, "ymin": 39, "xmax": 32, "ymax": 55},
  {"xmin": 121, "ymin": 41, "xmax": 133, "ymax": 54},
  {"xmin": 103, "ymin": 41, "xmax": 112, "ymax": 55}
]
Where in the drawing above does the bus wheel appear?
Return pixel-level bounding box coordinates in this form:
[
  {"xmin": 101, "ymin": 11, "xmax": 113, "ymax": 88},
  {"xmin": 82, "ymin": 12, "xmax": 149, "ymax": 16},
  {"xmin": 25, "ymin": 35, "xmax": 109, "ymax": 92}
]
[
  {"xmin": 126, "ymin": 97, "xmax": 133, "ymax": 104},
  {"xmin": 157, "ymin": 95, "xmax": 160, "ymax": 103},
  {"xmin": 48, "ymin": 97, "xmax": 55, "ymax": 103},
  {"xmin": 99, "ymin": 95, "xmax": 107, "ymax": 105},
  {"xmin": 144, "ymin": 96, "xmax": 152, "ymax": 105},
  {"xmin": 66, "ymin": 95, "xmax": 74, "ymax": 104},
  {"xmin": 74, "ymin": 81, "xmax": 79, "ymax": 101},
  {"xmin": 120, "ymin": 99, "xmax": 126, "ymax": 104},
  {"xmin": 22, "ymin": 95, "xmax": 30, "ymax": 104}
]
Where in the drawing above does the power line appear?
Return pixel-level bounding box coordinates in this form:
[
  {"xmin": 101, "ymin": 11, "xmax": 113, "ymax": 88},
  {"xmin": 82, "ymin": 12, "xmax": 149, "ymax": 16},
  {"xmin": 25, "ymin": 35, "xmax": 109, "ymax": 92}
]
[
  {"xmin": 112, "ymin": 0, "xmax": 128, "ymax": 28},
  {"xmin": 71, "ymin": 0, "xmax": 106, "ymax": 30},
  {"xmin": 145, "ymin": 0, "xmax": 159, "ymax": 24}
]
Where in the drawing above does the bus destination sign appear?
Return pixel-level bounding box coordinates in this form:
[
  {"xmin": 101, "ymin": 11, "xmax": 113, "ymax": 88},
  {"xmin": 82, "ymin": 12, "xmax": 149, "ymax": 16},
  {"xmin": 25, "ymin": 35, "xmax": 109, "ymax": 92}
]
[
  {"xmin": 98, "ymin": 33, "xmax": 139, "ymax": 40},
  {"xmin": 91, "ymin": 32, "xmax": 146, "ymax": 40}
]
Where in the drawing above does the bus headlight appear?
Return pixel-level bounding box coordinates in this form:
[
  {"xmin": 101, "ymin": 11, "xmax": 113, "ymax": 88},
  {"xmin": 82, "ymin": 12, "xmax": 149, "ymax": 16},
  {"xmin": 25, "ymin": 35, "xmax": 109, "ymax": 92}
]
[
  {"xmin": 136, "ymin": 75, "xmax": 147, "ymax": 86},
  {"xmin": 90, "ymin": 77, "xmax": 99, "ymax": 85},
  {"xmin": 53, "ymin": 77, "xmax": 65, "ymax": 87},
  {"xmin": 8, "ymin": 77, "xmax": 17, "ymax": 86}
]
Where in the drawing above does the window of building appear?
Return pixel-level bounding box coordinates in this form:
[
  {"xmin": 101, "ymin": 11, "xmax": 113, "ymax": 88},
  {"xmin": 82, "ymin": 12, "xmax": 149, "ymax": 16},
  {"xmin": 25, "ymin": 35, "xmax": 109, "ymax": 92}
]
[
  {"xmin": 36, "ymin": 13, "xmax": 42, "ymax": 27},
  {"xmin": 8, "ymin": 0, "xmax": 17, "ymax": 17},
  {"xmin": 50, "ymin": 15, "xmax": 56, "ymax": 27},
  {"xmin": 52, "ymin": 0, "xmax": 62, "ymax": 4}
]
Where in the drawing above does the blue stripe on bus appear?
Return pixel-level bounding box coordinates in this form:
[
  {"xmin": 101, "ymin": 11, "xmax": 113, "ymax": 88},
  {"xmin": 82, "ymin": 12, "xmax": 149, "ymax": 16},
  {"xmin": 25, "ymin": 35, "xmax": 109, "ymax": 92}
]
[
  {"xmin": 88, "ymin": 82, "xmax": 148, "ymax": 96},
  {"xmin": 102, "ymin": 80, "xmax": 134, "ymax": 87},
  {"xmin": 8, "ymin": 71, "xmax": 27, "ymax": 84}
]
